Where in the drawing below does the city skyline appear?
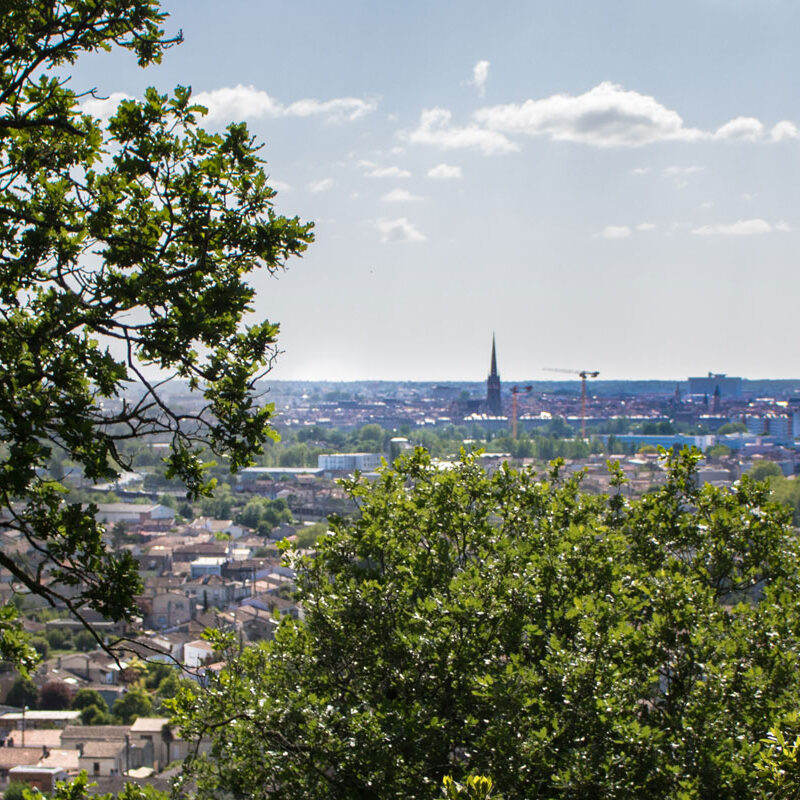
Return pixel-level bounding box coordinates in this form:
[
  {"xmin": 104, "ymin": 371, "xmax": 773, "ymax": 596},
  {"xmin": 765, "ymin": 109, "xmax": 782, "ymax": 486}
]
[{"xmin": 68, "ymin": 0, "xmax": 800, "ymax": 382}]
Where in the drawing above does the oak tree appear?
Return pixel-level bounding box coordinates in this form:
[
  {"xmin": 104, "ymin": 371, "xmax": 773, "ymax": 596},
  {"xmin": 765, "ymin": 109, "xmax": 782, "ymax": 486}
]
[
  {"xmin": 0, "ymin": 1, "xmax": 313, "ymax": 667},
  {"xmin": 176, "ymin": 449, "xmax": 800, "ymax": 799}
]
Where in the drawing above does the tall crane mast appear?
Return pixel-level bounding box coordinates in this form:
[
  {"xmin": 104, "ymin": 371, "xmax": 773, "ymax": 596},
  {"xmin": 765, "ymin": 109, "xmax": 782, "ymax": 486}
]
[
  {"xmin": 510, "ymin": 385, "xmax": 533, "ymax": 440},
  {"xmin": 543, "ymin": 368, "xmax": 600, "ymax": 439}
]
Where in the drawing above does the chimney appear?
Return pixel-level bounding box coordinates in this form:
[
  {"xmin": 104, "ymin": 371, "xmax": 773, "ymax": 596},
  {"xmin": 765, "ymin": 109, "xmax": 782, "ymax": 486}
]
[{"xmin": 42, "ymin": 745, "xmax": 50, "ymax": 758}]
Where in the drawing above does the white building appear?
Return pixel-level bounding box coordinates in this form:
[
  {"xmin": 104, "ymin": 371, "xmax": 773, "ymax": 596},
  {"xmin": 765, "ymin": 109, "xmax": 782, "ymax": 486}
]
[
  {"xmin": 317, "ymin": 453, "xmax": 382, "ymax": 473},
  {"xmin": 95, "ymin": 503, "xmax": 175, "ymax": 525}
]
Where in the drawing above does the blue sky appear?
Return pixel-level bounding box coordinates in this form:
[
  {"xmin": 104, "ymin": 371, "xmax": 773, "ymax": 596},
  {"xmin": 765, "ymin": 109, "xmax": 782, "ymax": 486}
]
[{"xmin": 71, "ymin": 0, "xmax": 800, "ymax": 381}]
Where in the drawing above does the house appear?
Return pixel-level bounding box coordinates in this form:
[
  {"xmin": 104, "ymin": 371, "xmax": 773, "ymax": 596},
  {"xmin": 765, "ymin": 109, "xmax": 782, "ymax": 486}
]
[
  {"xmin": 0, "ymin": 748, "xmax": 47, "ymax": 786},
  {"xmin": 0, "ymin": 710, "xmax": 80, "ymax": 735},
  {"xmin": 221, "ymin": 558, "xmax": 280, "ymax": 583},
  {"xmin": 60, "ymin": 725, "xmax": 130, "ymax": 750},
  {"xmin": 7, "ymin": 765, "xmax": 67, "ymax": 792},
  {"xmin": 181, "ymin": 574, "xmax": 247, "ymax": 609},
  {"xmin": 234, "ymin": 605, "xmax": 279, "ymax": 643},
  {"xmin": 147, "ymin": 591, "xmax": 195, "ymax": 630},
  {"xmin": 59, "ymin": 652, "xmax": 122, "ymax": 685},
  {"xmin": 38, "ymin": 748, "xmax": 80, "ymax": 775},
  {"xmin": 95, "ymin": 504, "xmax": 175, "ymax": 525},
  {"xmin": 173, "ymin": 541, "xmax": 228, "ymax": 564},
  {"xmin": 183, "ymin": 640, "xmax": 215, "ymax": 669},
  {"xmin": 189, "ymin": 557, "xmax": 227, "ymax": 579},
  {"xmin": 3, "ymin": 729, "xmax": 62, "ymax": 750},
  {"xmin": 129, "ymin": 718, "xmax": 187, "ymax": 771},
  {"xmin": 78, "ymin": 740, "xmax": 126, "ymax": 777},
  {"xmin": 190, "ymin": 518, "xmax": 248, "ymax": 539}
]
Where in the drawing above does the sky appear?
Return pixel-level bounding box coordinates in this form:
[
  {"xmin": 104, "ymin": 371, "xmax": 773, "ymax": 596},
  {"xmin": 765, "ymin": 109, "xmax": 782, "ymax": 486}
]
[{"xmin": 68, "ymin": 0, "xmax": 800, "ymax": 382}]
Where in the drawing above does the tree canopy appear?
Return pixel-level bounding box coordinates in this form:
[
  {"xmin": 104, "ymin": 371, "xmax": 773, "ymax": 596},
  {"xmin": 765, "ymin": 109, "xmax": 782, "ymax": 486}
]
[
  {"xmin": 0, "ymin": 1, "xmax": 312, "ymax": 665},
  {"xmin": 176, "ymin": 448, "xmax": 800, "ymax": 800}
]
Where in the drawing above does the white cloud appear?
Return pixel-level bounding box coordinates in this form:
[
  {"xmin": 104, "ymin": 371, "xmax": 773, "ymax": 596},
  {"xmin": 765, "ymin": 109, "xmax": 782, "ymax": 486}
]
[
  {"xmin": 268, "ymin": 179, "xmax": 292, "ymax": 192},
  {"xmin": 474, "ymin": 82, "xmax": 707, "ymax": 147},
  {"xmin": 404, "ymin": 83, "xmax": 796, "ymax": 155},
  {"xmin": 771, "ymin": 120, "xmax": 799, "ymax": 141},
  {"xmin": 364, "ymin": 165, "xmax": 411, "ymax": 178},
  {"xmin": 471, "ymin": 60, "xmax": 490, "ymax": 96},
  {"xmin": 381, "ymin": 188, "xmax": 423, "ymax": 203},
  {"xmin": 472, "ymin": 82, "xmax": 797, "ymax": 149},
  {"xmin": 599, "ymin": 225, "xmax": 632, "ymax": 239},
  {"xmin": 375, "ymin": 217, "xmax": 426, "ymax": 243},
  {"xmin": 714, "ymin": 116, "xmax": 764, "ymax": 141},
  {"xmin": 663, "ymin": 165, "xmax": 704, "ymax": 177},
  {"xmin": 630, "ymin": 166, "xmax": 651, "ymax": 175},
  {"xmin": 308, "ymin": 177, "xmax": 334, "ymax": 193},
  {"xmin": 193, "ymin": 84, "xmax": 376, "ymax": 122},
  {"xmin": 405, "ymin": 107, "xmax": 518, "ymax": 155},
  {"xmin": 80, "ymin": 92, "xmax": 132, "ymax": 120},
  {"xmin": 636, "ymin": 222, "xmax": 656, "ymax": 231},
  {"xmin": 691, "ymin": 218, "xmax": 789, "ymax": 236},
  {"xmin": 427, "ymin": 163, "xmax": 463, "ymax": 179}
]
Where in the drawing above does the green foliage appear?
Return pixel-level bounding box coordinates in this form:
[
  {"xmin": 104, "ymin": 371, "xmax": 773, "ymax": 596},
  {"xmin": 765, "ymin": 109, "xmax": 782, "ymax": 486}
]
[
  {"xmin": 80, "ymin": 703, "xmax": 114, "ymax": 726},
  {"xmin": 637, "ymin": 420, "xmax": 675, "ymax": 435},
  {"xmin": 47, "ymin": 771, "xmax": 169, "ymax": 800},
  {"xmin": 718, "ymin": 422, "xmax": 748, "ymax": 435},
  {"xmin": 176, "ymin": 448, "xmax": 800, "ymax": 800},
  {"xmin": 112, "ymin": 687, "xmax": 153, "ymax": 724},
  {"xmin": 294, "ymin": 521, "xmax": 329, "ymax": 549},
  {"xmin": 144, "ymin": 661, "xmax": 174, "ymax": 690},
  {"xmin": 72, "ymin": 688, "xmax": 108, "ymax": 711},
  {"xmin": 3, "ymin": 781, "xmax": 30, "ymax": 800},
  {"xmin": 443, "ymin": 776, "xmax": 499, "ymax": 800},
  {"xmin": 0, "ymin": 605, "xmax": 38, "ymax": 673},
  {"xmin": 5, "ymin": 675, "xmax": 38, "ymax": 708},
  {"xmin": 46, "ymin": 627, "xmax": 74, "ymax": 650},
  {"xmin": 237, "ymin": 497, "xmax": 293, "ymax": 533},
  {"xmin": 30, "ymin": 635, "xmax": 50, "ymax": 660},
  {"xmin": 707, "ymin": 443, "xmax": 732, "ymax": 459},
  {"xmin": 0, "ymin": 0, "xmax": 312, "ymax": 667},
  {"xmin": 154, "ymin": 672, "xmax": 185, "ymax": 712},
  {"xmin": 769, "ymin": 475, "xmax": 800, "ymax": 526},
  {"xmin": 756, "ymin": 719, "xmax": 800, "ymax": 799},
  {"xmin": 199, "ymin": 492, "xmax": 235, "ymax": 520},
  {"xmin": 74, "ymin": 630, "xmax": 97, "ymax": 652},
  {"xmin": 749, "ymin": 461, "xmax": 783, "ymax": 481}
]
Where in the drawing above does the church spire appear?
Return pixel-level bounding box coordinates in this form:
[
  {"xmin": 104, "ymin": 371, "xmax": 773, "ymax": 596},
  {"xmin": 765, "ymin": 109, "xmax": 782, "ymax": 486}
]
[{"xmin": 486, "ymin": 333, "xmax": 501, "ymax": 415}]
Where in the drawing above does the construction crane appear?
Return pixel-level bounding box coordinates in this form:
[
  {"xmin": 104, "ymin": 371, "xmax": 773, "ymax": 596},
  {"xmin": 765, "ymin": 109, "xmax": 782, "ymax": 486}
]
[
  {"xmin": 543, "ymin": 368, "xmax": 600, "ymax": 439},
  {"xmin": 510, "ymin": 385, "xmax": 533, "ymax": 440}
]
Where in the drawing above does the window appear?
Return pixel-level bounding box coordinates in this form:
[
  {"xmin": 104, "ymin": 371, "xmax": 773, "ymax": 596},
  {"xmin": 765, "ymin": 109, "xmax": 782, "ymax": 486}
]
[{"xmin": 93, "ymin": 762, "xmax": 100, "ymax": 775}]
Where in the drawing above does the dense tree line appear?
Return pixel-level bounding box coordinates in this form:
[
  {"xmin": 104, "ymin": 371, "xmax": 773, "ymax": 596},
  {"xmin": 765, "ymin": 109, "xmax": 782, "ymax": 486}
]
[{"xmin": 174, "ymin": 448, "xmax": 800, "ymax": 799}]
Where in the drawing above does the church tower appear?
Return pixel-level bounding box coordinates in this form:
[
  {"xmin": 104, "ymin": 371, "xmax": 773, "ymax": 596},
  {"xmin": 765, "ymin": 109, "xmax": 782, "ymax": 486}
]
[{"xmin": 486, "ymin": 334, "xmax": 502, "ymax": 415}]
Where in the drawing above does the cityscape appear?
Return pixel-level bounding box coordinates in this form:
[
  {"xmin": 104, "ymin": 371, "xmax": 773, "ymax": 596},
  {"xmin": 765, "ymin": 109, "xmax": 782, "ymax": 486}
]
[{"xmin": 4, "ymin": 1, "xmax": 800, "ymax": 799}]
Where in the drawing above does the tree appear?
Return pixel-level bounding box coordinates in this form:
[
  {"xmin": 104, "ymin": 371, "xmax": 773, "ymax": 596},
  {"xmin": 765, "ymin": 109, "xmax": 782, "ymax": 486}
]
[
  {"xmin": 0, "ymin": 1, "xmax": 313, "ymax": 665},
  {"xmin": 5, "ymin": 675, "xmax": 38, "ymax": 708},
  {"xmin": 717, "ymin": 422, "xmax": 748, "ymax": 435},
  {"xmin": 72, "ymin": 688, "xmax": 108, "ymax": 712},
  {"xmin": 39, "ymin": 680, "xmax": 73, "ymax": 710},
  {"xmin": 46, "ymin": 772, "xmax": 169, "ymax": 800},
  {"xmin": 749, "ymin": 461, "xmax": 783, "ymax": 482},
  {"xmin": 3, "ymin": 782, "xmax": 30, "ymax": 800},
  {"xmin": 113, "ymin": 687, "xmax": 153, "ymax": 724},
  {"xmin": 175, "ymin": 448, "xmax": 800, "ymax": 800}
]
